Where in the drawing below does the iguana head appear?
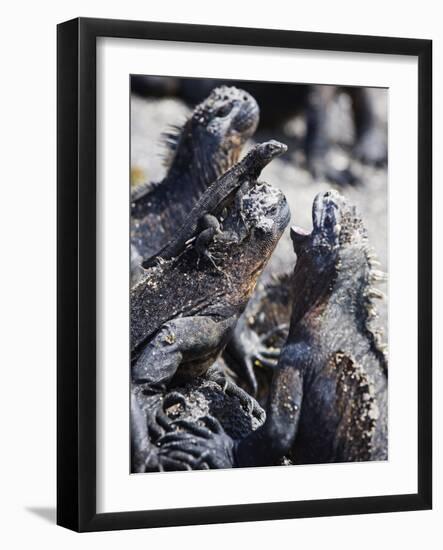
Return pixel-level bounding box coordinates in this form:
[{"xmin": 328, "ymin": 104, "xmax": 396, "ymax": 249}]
[
  {"xmin": 241, "ymin": 140, "xmax": 288, "ymax": 179},
  {"xmin": 210, "ymin": 182, "xmax": 290, "ymax": 304},
  {"xmin": 130, "ymin": 182, "xmax": 290, "ymax": 353},
  {"xmin": 165, "ymin": 86, "xmax": 259, "ymax": 187},
  {"xmin": 289, "ymin": 191, "xmax": 387, "ymax": 360},
  {"xmin": 291, "ymin": 190, "xmax": 367, "ymax": 255}
]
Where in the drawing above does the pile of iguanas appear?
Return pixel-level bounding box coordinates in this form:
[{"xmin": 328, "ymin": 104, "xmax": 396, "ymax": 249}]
[{"xmin": 130, "ymin": 86, "xmax": 388, "ymax": 472}]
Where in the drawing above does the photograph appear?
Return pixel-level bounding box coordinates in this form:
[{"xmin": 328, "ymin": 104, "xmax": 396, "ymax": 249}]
[
  {"xmin": 129, "ymin": 76, "xmax": 389, "ymax": 473},
  {"xmin": 53, "ymin": 10, "xmax": 432, "ymax": 535},
  {"xmin": 0, "ymin": 1, "xmax": 436, "ymax": 542}
]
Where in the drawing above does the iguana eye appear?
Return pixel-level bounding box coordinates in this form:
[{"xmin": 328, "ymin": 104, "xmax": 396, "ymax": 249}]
[{"xmin": 214, "ymin": 104, "xmax": 233, "ymax": 118}]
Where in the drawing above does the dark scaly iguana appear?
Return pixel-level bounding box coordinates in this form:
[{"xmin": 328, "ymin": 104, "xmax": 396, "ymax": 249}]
[
  {"xmin": 131, "ymin": 86, "xmax": 259, "ymax": 260},
  {"xmin": 224, "ymin": 272, "xmax": 294, "ymax": 403},
  {"xmin": 131, "ymin": 140, "xmax": 287, "ymax": 356},
  {"xmin": 138, "ymin": 140, "xmax": 288, "ymax": 394},
  {"xmin": 157, "ymin": 190, "xmax": 388, "ymax": 468},
  {"xmin": 132, "ymin": 78, "xmax": 386, "ymax": 181},
  {"xmin": 131, "ymin": 152, "xmax": 290, "ymax": 471},
  {"xmin": 141, "ymin": 140, "xmax": 287, "ymax": 269}
]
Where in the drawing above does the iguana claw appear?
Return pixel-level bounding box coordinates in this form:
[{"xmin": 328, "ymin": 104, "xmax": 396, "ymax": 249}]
[
  {"xmin": 157, "ymin": 415, "xmax": 235, "ymax": 470},
  {"xmin": 205, "ymin": 366, "xmax": 265, "ymax": 423},
  {"xmin": 155, "ymin": 391, "xmax": 187, "ymax": 432}
]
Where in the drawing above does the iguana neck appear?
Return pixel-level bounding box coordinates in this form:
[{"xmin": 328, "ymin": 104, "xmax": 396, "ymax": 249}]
[
  {"xmin": 167, "ymin": 130, "xmax": 239, "ymax": 197},
  {"xmin": 291, "ymin": 246, "xmax": 371, "ymax": 338},
  {"xmin": 290, "ymin": 242, "xmax": 388, "ymax": 374},
  {"xmin": 288, "ymin": 248, "xmax": 338, "ymax": 333}
]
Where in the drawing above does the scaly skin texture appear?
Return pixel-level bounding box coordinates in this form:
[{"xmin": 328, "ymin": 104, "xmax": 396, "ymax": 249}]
[
  {"xmin": 142, "ymin": 140, "xmax": 287, "ymax": 267},
  {"xmin": 131, "ymin": 86, "xmax": 259, "ymax": 260},
  {"xmin": 223, "ymin": 272, "xmax": 293, "ymax": 404},
  {"xmin": 159, "ymin": 190, "xmax": 388, "ymax": 468},
  {"xmin": 131, "ymin": 179, "xmax": 290, "ymax": 472},
  {"xmin": 132, "ymin": 78, "xmax": 387, "ymax": 181},
  {"xmin": 240, "ymin": 190, "xmax": 388, "ymax": 465},
  {"xmin": 139, "ymin": 372, "xmax": 265, "ymax": 472}
]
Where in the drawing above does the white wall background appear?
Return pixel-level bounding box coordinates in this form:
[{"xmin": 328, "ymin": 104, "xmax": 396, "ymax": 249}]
[{"xmin": 0, "ymin": 1, "xmax": 440, "ymax": 547}]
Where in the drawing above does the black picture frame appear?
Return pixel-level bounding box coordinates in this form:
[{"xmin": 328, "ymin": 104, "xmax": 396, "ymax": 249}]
[{"xmin": 57, "ymin": 17, "xmax": 432, "ymax": 532}]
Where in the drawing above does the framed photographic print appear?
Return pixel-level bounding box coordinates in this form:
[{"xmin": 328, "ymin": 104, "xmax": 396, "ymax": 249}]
[{"xmin": 57, "ymin": 17, "xmax": 432, "ymax": 532}]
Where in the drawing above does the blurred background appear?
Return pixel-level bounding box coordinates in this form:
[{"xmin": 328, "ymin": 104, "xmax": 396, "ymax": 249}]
[{"xmin": 130, "ymin": 76, "xmax": 388, "ymax": 330}]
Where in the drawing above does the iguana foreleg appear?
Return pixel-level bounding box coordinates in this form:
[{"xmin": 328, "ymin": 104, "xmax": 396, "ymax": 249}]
[
  {"xmin": 194, "ymin": 214, "xmax": 223, "ymax": 271},
  {"xmin": 234, "ymin": 344, "xmax": 304, "ymax": 466},
  {"xmin": 225, "ymin": 319, "xmax": 288, "ymax": 395},
  {"xmin": 205, "ymin": 364, "xmax": 265, "ymax": 423},
  {"xmin": 132, "ymin": 315, "xmax": 235, "ymax": 451},
  {"xmin": 132, "ymin": 315, "xmax": 234, "ymax": 392}
]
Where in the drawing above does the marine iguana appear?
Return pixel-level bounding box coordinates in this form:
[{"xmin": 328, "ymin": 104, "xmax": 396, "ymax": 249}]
[
  {"xmin": 138, "ymin": 140, "xmax": 288, "ymax": 391},
  {"xmin": 132, "ymin": 77, "xmax": 386, "ymax": 180},
  {"xmin": 223, "ymin": 272, "xmax": 293, "ymax": 402},
  {"xmin": 131, "ymin": 140, "xmax": 287, "ymax": 358},
  {"xmin": 130, "ymin": 156, "xmax": 290, "ymax": 471},
  {"xmin": 134, "ymin": 368, "xmax": 266, "ymax": 473},
  {"xmin": 156, "ymin": 190, "xmax": 388, "ymax": 468},
  {"xmin": 141, "ymin": 140, "xmax": 287, "ymax": 268},
  {"xmin": 131, "ymin": 86, "xmax": 259, "ymax": 260}
]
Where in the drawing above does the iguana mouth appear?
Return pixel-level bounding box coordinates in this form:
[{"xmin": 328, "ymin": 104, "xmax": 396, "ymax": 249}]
[
  {"xmin": 291, "ymin": 190, "xmax": 344, "ymax": 253},
  {"xmin": 232, "ymin": 97, "xmax": 260, "ymax": 135}
]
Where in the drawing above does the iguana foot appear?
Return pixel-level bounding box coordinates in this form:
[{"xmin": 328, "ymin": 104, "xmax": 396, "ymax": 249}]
[
  {"xmin": 133, "ymin": 387, "xmax": 187, "ymax": 445},
  {"xmin": 145, "ymin": 399, "xmax": 171, "ymax": 442},
  {"xmin": 225, "ymin": 379, "xmax": 266, "ymax": 423},
  {"xmin": 206, "ymin": 366, "xmax": 265, "ymax": 423},
  {"xmin": 155, "ymin": 391, "xmax": 188, "ymax": 432},
  {"xmin": 225, "ymin": 323, "xmax": 288, "ymax": 395},
  {"xmin": 196, "ymin": 248, "xmax": 226, "ymax": 275},
  {"xmin": 194, "ymin": 214, "xmax": 229, "ymax": 275},
  {"xmin": 254, "ymin": 323, "xmax": 289, "ymax": 365},
  {"xmin": 134, "ymin": 385, "xmax": 169, "ymax": 442},
  {"xmin": 157, "ymin": 415, "xmax": 235, "ymax": 470},
  {"xmin": 247, "ymin": 324, "xmax": 287, "ymax": 369}
]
